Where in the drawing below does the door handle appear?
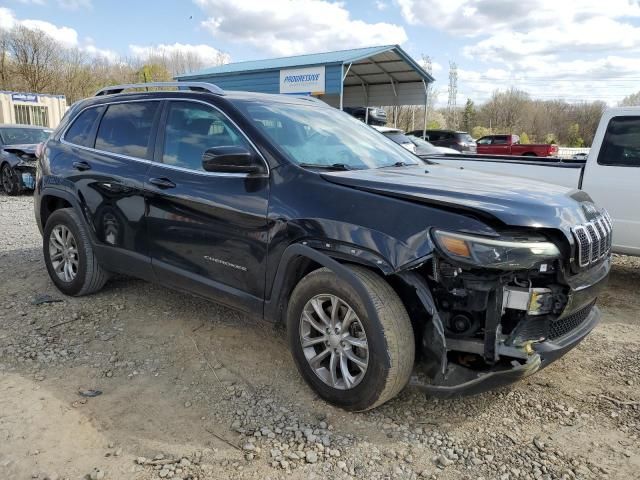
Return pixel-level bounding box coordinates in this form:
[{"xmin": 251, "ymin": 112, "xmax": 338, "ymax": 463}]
[
  {"xmin": 72, "ymin": 161, "xmax": 91, "ymax": 171},
  {"xmin": 149, "ymin": 177, "xmax": 176, "ymax": 189}
]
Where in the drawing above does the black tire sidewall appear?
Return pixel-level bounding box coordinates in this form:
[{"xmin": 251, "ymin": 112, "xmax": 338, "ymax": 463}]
[
  {"xmin": 287, "ymin": 269, "xmax": 392, "ymax": 411},
  {"xmin": 2, "ymin": 164, "xmax": 20, "ymax": 196},
  {"xmin": 43, "ymin": 209, "xmax": 89, "ymax": 296}
]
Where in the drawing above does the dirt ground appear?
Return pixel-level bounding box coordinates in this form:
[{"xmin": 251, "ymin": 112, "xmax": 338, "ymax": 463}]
[{"xmin": 0, "ymin": 192, "xmax": 638, "ymax": 480}]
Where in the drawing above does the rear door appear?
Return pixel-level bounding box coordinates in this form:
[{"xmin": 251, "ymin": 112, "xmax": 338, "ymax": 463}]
[
  {"xmin": 145, "ymin": 99, "xmax": 270, "ymax": 312},
  {"xmin": 581, "ymin": 114, "xmax": 640, "ymax": 255},
  {"xmin": 57, "ymin": 100, "xmax": 160, "ymax": 279}
]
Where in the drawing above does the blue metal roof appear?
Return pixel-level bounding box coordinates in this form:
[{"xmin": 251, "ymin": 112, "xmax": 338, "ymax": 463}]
[{"xmin": 177, "ymin": 45, "xmax": 432, "ymax": 82}]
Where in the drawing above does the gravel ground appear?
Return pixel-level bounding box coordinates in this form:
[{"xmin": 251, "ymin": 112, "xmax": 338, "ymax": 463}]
[{"xmin": 0, "ymin": 192, "xmax": 638, "ymax": 480}]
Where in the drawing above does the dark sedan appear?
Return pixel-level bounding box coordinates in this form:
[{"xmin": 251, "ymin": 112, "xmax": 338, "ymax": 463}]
[{"xmin": 0, "ymin": 124, "xmax": 52, "ymax": 195}]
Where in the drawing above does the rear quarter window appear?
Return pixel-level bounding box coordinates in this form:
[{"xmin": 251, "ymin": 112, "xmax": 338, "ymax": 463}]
[{"xmin": 597, "ymin": 116, "xmax": 640, "ymax": 167}]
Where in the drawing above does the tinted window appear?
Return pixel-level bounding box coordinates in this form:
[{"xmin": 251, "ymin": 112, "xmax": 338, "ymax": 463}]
[
  {"xmin": 162, "ymin": 101, "xmax": 250, "ymax": 171},
  {"xmin": 95, "ymin": 102, "xmax": 159, "ymax": 159},
  {"xmin": 64, "ymin": 106, "xmax": 104, "ymax": 147},
  {"xmin": 428, "ymin": 132, "xmax": 442, "ymax": 141},
  {"xmin": 598, "ymin": 116, "xmax": 640, "ymax": 167},
  {"xmin": 493, "ymin": 135, "xmax": 509, "ymax": 145}
]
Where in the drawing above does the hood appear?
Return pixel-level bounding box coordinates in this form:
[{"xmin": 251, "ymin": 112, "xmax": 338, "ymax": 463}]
[
  {"xmin": 2, "ymin": 144, "xmax": 38, "ymax": 157},
  {"xmin": 321, "ymin": 164, "xmax": 593, "ymax": 233}
]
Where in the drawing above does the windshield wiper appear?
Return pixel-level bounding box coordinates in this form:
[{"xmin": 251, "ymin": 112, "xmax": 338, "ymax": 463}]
[
  {"xmin": 379, "ymin": 161, "xmax": 412, "ymax": 168},
  {"xmin": 299, "ymin": 163, "xmax": 351, "ymax": 171}
]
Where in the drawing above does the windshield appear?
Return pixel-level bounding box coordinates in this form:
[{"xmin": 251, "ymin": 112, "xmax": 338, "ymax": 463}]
[
  {"xmin": 0, "ymin": 127, "xmax": 52, "ymax": 145},
  {"xmin": 233, "ymin": 100, "xmax": 421, "ymax": 169},
  {"xmin": 407, "ymin": 135, "xmax": 439, "ymax": 154},
  {"xmin": 383, "ymin": 132, "xmax": 413, "ymax": 145}
]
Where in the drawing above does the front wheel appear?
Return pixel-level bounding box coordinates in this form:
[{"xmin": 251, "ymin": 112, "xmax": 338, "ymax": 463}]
[
  {"xmin": 287, "ymin": 266, "xmax": 415, "ymax": 411},
  {"xmin": 1, "ymin": 163, "xmax": 20, "ymax": 196}
]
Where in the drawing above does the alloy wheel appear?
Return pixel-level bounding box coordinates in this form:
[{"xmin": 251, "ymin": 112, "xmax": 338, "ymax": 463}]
[
  {"xmin": 49, "ymin": 225, "xmax": 79, "ymax": 283},
  {"xmin": 299, "ymin": 294, "xmax": 369, "ymax": 390}
]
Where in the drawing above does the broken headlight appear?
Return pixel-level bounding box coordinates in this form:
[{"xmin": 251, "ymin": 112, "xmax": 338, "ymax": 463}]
[{"xmin": 432, "ymin": 230, "xmax": 560, "ymax": 270}]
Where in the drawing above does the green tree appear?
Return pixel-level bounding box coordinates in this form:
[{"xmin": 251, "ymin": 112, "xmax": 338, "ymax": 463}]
[
  {"xmin": 471, "ymin": 126, "xmax": 491, "ymax": 139},
  {"xmin": 544, "ymin": 133, "xmax": 557, "ymax": 144},
  {"xmin": 567, "ymin": 123, "xmax": 584, "ymax": 147},
  {"xmin": 137, "ymin": 63, "xmax": 172, "ymax": 83},
  {"xmin": 427, "ymin": 119, "xmax": 442, "ymax": 129},
  {"xmin": 519, "ymin": 132, "xmax": 531, "ymax": 144},
  {"xmin": 462, "ymin": 98, "xmax": 475, "ymax": 132}
]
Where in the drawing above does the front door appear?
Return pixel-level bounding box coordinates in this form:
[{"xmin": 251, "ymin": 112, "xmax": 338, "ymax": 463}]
[{"xmin": 145, "ymin": 99, "xmax": 270, "ymax": 313}]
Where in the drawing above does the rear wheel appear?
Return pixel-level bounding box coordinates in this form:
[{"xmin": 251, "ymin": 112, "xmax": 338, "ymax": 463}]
[
  {"xmin": 1, "ymin": 163, "xmax": 20, "ymax": 196},
  {"xmin": 43, "ymin": 208, "xmax": 109, "ymax": 296},
  {"xmin": 287, "ymin": 266, "xmax": 415, "ymax": 411}
]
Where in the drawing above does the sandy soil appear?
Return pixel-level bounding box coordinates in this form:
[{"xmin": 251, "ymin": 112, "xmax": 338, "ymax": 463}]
[{"xmin": 0, "ymin": 192, "xmax": 638, "ymax": 480}]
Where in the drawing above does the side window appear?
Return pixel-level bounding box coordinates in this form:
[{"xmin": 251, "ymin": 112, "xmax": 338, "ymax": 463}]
[
  {"xmin": 64, "ymin": 106, "xmax": 105, "ymax": 147},
  {"xmin": 477, "ymin": 137, "xmax": 492, "ymax": 145},
  {"xmin": 162, "ymin": 101, "xmax": 250, "ymax": 172},
  {"xmin": 95, "ymin": 102, "xmax": 159, "ymax": 159},
  {"xmin": 493, "ymin": 136, "xmax": 509, "ymax": 145},
  {"xmin": 429, "ymin": 132, "xmax": 441, "ymax": 141},
  {"xmin": 598, "ymin": 116, "xmax": 640, "ymax": 167}
]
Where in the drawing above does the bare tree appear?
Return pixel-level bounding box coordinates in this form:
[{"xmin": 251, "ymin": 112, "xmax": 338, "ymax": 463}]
[{"xmin": 9, "ymin": 26, "xmax": 59, "ymax": 92}]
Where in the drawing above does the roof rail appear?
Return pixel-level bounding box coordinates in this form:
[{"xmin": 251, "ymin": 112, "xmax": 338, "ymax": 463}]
[{"xmin": 94, "ymin": 81, "xmax": 225, "ymax": 97}]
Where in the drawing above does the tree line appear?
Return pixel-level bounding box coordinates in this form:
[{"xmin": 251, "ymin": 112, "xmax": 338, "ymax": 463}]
[{"xmin": 0, "ymin": 25, "xmax": 225, "ymax": 104}]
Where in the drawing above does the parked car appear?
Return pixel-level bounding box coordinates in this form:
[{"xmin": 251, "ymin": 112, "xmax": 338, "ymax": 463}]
[
  {"xmin": 372, "ymin": 126, "xmax": 416, "ymax": 153},
  {"xmin": 572, "ymin": 152, "xmax": 589, "ymax": 161},
  {"xmin": 476, "ymin": 134, "xmax": 558, "ymax": 157},
  {"xmin": 35, "ymin": 82, "xmax": 609, "ymax": 410},
  {"xmin": 433, "ymin": 107, "xmax": 640, "ymax": 256},
  {"xmin": 407, "ymin": 129, "xmax": 477, "ymax": 153},
  {"xmin": 406, "ymin": 134, "xmax": 460, "ymax": 156},
  {"xmin": 343, "ymin": 106, "xmax": 387, "ymax": 126},
  {"xmin": 0, "ymin": 124, "xmax": 52, "ymax": 195}
]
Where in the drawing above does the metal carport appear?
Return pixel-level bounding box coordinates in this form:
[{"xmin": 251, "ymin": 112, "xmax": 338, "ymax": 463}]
[{"xmin": 176, "ymin": 45, "xmax": 434, "ymax": 121}]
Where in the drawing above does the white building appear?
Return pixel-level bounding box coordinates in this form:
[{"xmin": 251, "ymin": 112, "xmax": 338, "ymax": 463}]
[{"xmin": 0, "ymin": 91, "xmax": 67, "ymax": 128}]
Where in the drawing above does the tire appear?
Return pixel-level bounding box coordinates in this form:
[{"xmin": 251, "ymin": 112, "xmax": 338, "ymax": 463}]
[
  {"xmin": 1, "ymin": 163, "xmax": 20, "ymax": 196},
  {"xmin": 43, "ymin": 208, "xmax": 109, "ymax": 296},
  {"xmin": 287, "ymin": 266, "xmax": 415, "ymax": 411}
]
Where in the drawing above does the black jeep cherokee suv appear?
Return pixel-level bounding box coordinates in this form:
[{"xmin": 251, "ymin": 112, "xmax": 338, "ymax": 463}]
[{"xmin": 34, "ymin": 82, "xmax": 610, "ymax": 411}]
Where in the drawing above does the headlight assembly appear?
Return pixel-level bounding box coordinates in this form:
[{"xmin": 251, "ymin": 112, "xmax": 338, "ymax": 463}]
[{"xmin": 432, "ymin": 230, "xmax": 560, "ymax": 270}]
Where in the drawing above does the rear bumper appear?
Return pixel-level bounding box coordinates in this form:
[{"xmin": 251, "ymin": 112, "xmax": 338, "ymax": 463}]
[{"xmin": 410, "ymin": 306, "xmax": 600, "ymax": 398}]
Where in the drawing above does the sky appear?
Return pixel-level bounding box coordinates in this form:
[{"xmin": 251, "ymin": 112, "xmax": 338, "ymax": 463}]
[{"xmin": 2, "ymin": 0, "xmax": 640, "ymax": 107}]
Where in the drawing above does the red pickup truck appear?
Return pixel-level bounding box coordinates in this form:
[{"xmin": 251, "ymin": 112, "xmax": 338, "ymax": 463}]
[{"xmin": 475, "ymin": 134, "xmax": 559, "ymax": 157}]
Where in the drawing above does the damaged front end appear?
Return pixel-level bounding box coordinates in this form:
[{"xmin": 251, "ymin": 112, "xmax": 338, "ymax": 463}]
[{"xmin": 399, "ymin": 225, "xmax": 611, "ymax": 398}]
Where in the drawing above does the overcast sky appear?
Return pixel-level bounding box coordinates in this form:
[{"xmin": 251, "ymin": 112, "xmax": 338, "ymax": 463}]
[{"xmin": 2, "ymin": 0, "xmax": 640, "ymax": 106}]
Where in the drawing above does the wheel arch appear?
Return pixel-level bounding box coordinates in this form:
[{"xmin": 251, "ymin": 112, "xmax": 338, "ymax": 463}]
[
  {"xmin": 265, "ymin": 243, "xmax": 390, "ymax": 325},
  {"xmin": 38, "ymin": 189, "xmax": 81, "ymax": 233}
]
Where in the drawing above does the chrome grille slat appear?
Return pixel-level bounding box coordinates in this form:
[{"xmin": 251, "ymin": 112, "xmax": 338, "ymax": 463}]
[{"xmin": 571, "ymin": 210, "xmax": 612, "ymax": 268}]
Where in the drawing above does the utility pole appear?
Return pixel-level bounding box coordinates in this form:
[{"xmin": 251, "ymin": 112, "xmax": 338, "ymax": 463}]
[{"xmin": 447, "ymin": 61, "xmax": 458, "ymax": 129}]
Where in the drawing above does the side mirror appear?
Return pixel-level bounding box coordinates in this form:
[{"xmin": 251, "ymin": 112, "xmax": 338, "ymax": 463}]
[{"xmin": 202, "ymin": 146, "xmax": 264, "ymax": 174}]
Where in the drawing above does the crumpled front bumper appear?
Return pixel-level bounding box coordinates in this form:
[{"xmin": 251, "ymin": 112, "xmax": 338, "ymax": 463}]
[
  {"xmin": 410, "ymin": 305, "xmax": 600, "ymax": 398},
  {"xmin": 14, "ymin": 163, "xmax": 36, "ymax": 189}
]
